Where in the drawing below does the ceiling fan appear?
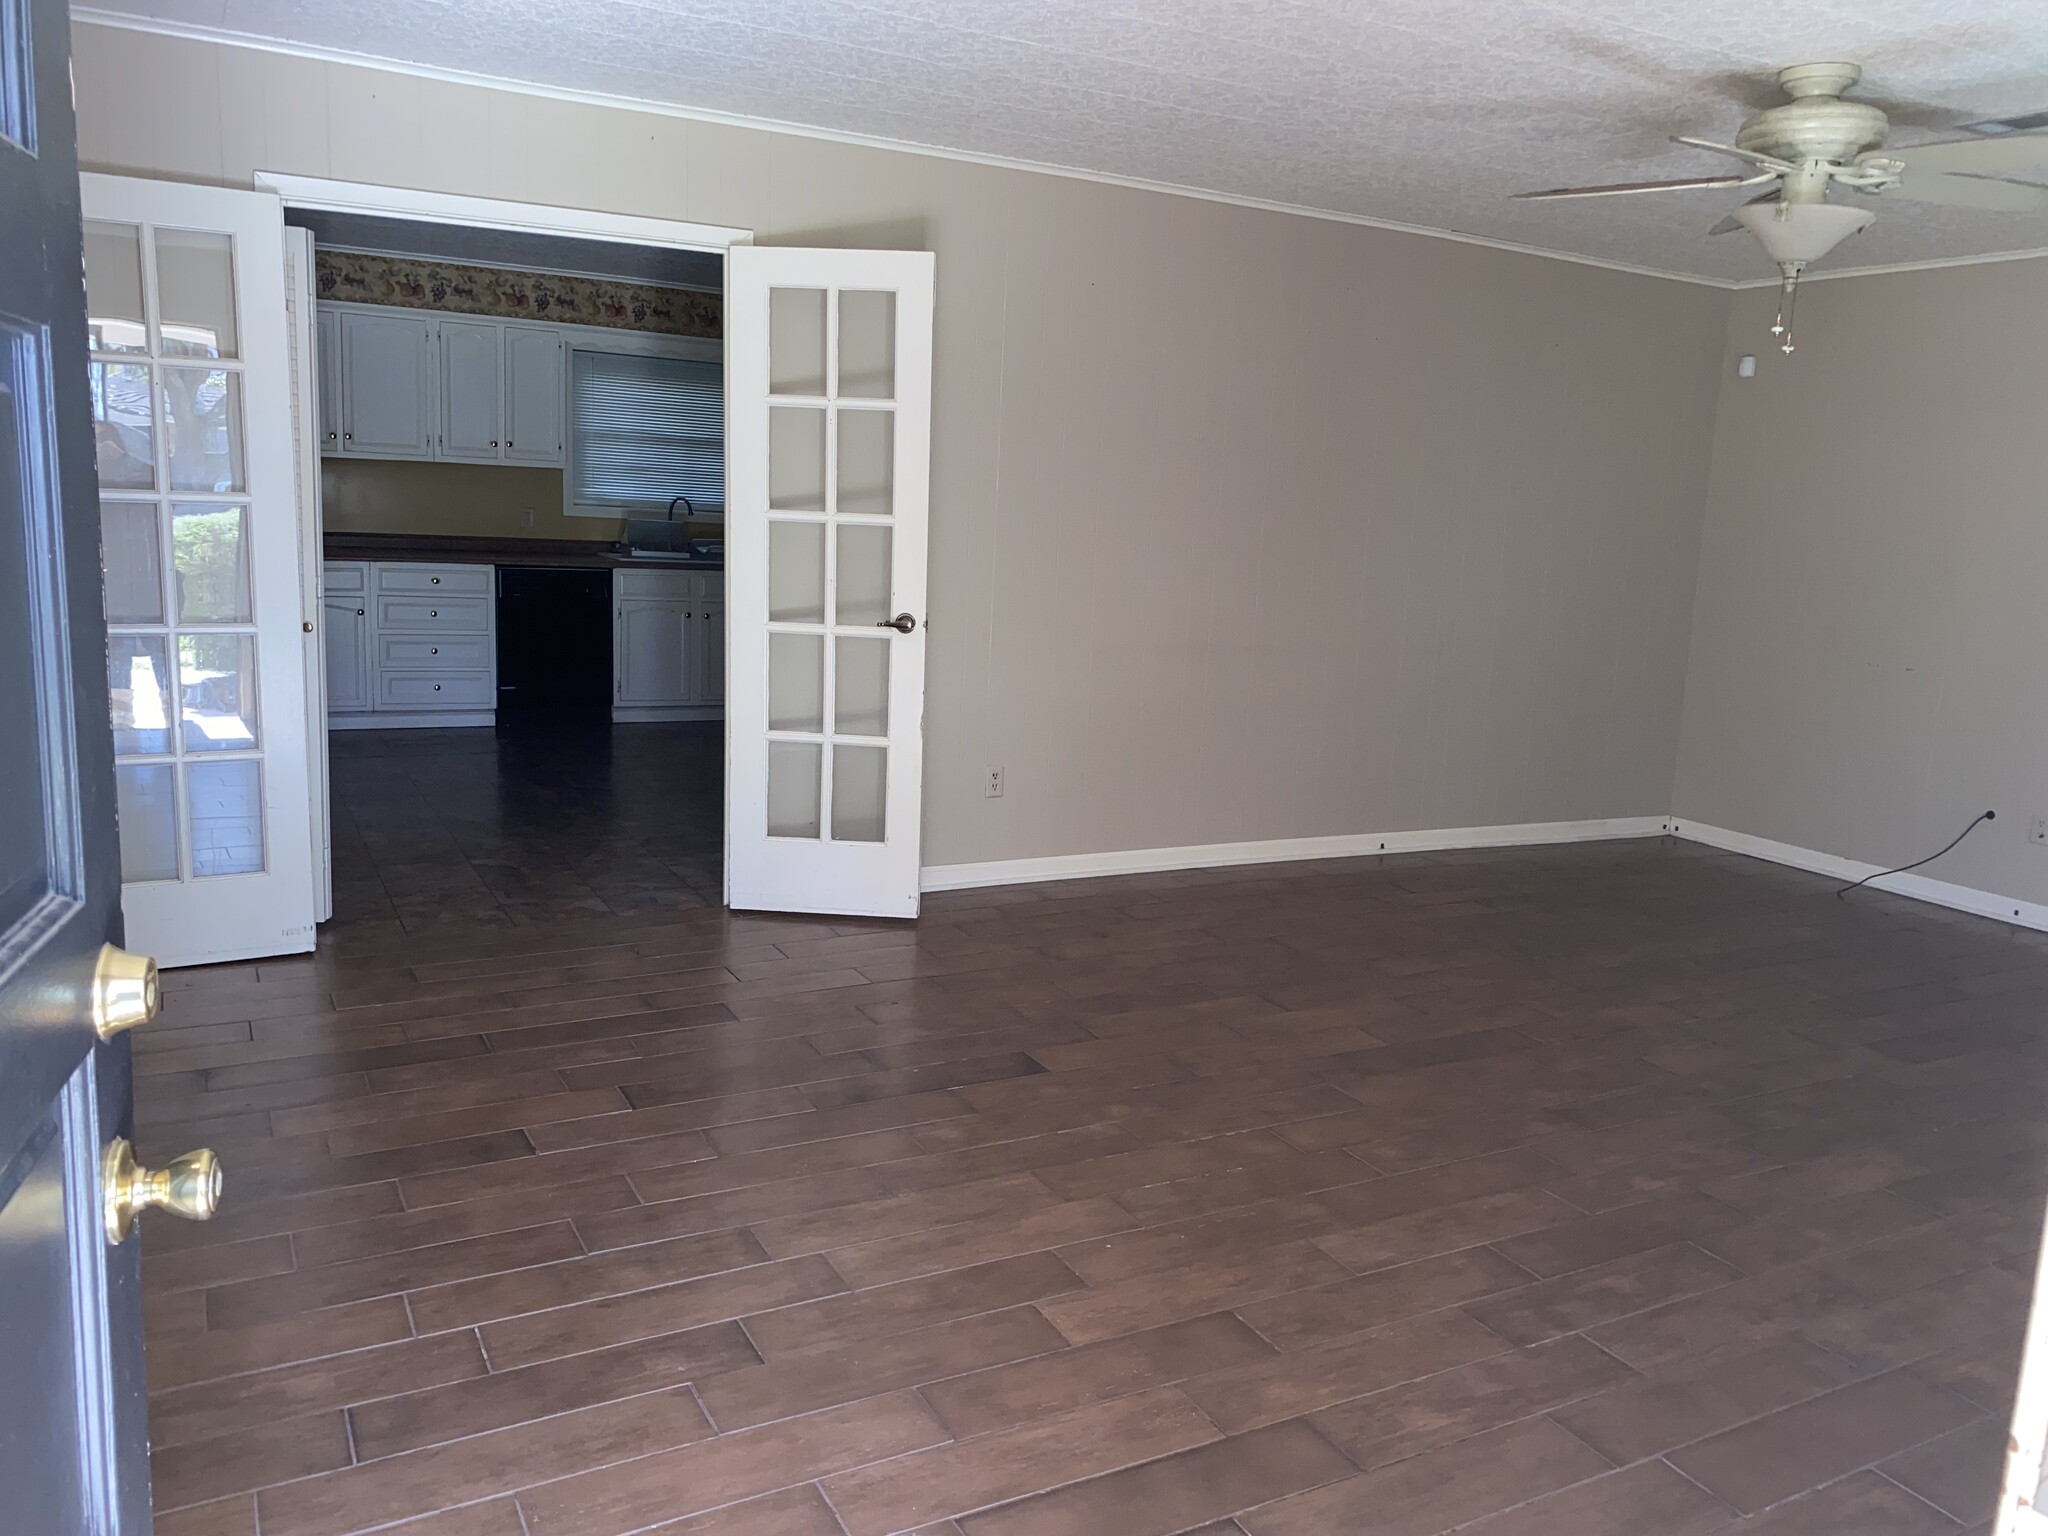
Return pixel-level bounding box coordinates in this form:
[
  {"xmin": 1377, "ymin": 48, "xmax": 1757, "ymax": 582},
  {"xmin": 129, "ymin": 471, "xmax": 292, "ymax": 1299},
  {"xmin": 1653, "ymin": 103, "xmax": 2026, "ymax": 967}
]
[{"xmin": 1517, "ymin": 63, "xmax": 2048, "ymax": 351}]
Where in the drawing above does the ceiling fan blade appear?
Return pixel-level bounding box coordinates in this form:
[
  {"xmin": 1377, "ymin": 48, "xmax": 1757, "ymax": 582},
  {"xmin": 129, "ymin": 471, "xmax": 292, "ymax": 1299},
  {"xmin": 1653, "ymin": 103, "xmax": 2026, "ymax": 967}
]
[
  {"xmin": 1671, "ymin": 136, "xmax": 1795, "ymax": 172},
  {"xmin": 1879, "ymin": 133, "xmax": 2048, "ymax": 175},
  {"xmin": 1514, "ymin": 174, "xmax": 1750, "ymax": 201},
  {"xmin": 1885, "ymin": 171, "xmax": 2047, "ymax": 211}
]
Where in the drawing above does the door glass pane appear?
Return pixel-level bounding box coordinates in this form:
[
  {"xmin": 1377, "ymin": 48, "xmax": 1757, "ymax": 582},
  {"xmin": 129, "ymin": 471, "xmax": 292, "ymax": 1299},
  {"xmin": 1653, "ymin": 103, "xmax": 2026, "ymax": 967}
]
[
  {"xmin": 837, "ymin": 291, "xmax": 896, "ymax": 399},
  {"xmin": 837, "ymin": 409, "xmax": 894, "ymax": 517},
  {"xmin": 187, "ymin": 759, "xmax": 265, "ymax": 876},
  {"xmin": 171, "ymin": 503, "xmax": 252, "ymax": 622},
  {"xmin": 831, "ymin": 743, "xmax": 887, "ymax": 843},
  {"xmin": 767, "ymin": 741, "xmax": 822, "ymax": 839},
  {"xmin": 164, "ymin": 367, "xmax": 245, "ymax": 492},
  {"xmin": 768, "ymin": 520, "xmax": 826, "ymax": 623},
  {"xmin": 155, "ymin": 229, "xmax": 239, "ymax": 359},
  {"xmin": 178, "ymin": 632, "xmax": 259, "ymax": 750},
  {"xmin": 835, "ymin": 524, "xmax": 892, "ymax": 627},
  {"xmin": 115, "ymin": 764, "xmax": 180, "ymax": 882},
  {"xmin": 768, "ymin": 288, "xmax": 827, "ymax": 395},
  {"xmin": 834, "ymin": 637, "xmax": 889, "ymax": 736},
  {"xmin": 83, "ymin": 222, "xmax": 147, "ymax": 352},
  {"xmin": 100, "ymin": 500, "xmax": 164, "ymax": 623},
  {"xmin": 768, "ymin": 407, "xmax": 825, "ymax": 511},
  {"xmin": 90, "ymin": 362, "xmax": 155, "ymax": 489},
  {"xmin": 108, "ymin": 635, "xmax": 173, "ymax": 754},
  {"xmin": 768, "ymin": 633, "xmax": 824, "ymax": 732}
]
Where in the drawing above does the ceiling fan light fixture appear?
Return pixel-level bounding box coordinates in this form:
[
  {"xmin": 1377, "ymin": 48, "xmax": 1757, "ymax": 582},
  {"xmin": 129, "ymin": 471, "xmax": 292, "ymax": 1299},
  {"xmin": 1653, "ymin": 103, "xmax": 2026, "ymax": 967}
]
[{"xmin": 1731, "ymin": 200, "xmax": 1876, "ymax": 264}]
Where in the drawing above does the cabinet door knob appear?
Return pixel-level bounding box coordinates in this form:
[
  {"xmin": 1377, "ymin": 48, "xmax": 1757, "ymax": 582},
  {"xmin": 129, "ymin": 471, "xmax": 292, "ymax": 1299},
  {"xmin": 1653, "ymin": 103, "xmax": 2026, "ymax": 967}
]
[
  {"xmin": 431, "ymin": 576, "xmax": 441, "ymax": 584},
  {"xmin": 490, "ymin": 440, "xmax": 499, "ymax": 448},
  {"xmin": 429, "ymin": 610, "xmax": 437, "ymax": 618},
  {"xmin": 356, "ymin": 608, "xmax": 365, "ymax": 616},
  {"xmin": 433, "ymin": 683, "xmax": 442, "ymax": 691},
  {"xmin": 430, "ymin": 647, "xmax": 438, "ymax": 655},
  {"xmin": 343, "ymin": 431, "xmax": 352, "ymax": 441}
]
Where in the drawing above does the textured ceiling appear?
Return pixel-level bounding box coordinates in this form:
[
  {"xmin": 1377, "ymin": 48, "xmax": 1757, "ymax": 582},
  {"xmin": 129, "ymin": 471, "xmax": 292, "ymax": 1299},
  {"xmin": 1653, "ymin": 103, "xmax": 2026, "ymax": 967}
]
[{"xmin": 84, "ymin": 0, "xmax": 2048, "ymax": 280}]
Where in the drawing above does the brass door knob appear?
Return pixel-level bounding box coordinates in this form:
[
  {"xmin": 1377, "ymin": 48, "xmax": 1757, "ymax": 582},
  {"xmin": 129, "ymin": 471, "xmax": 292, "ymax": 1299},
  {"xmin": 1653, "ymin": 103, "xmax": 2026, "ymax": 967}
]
[
  {"xmin": 90, "ymin": 943, "xmax": 159, "ymax": 1039},
  {"xmin": 103, "ymin": 1139, "xmax": 221, "ymax": 1245}
]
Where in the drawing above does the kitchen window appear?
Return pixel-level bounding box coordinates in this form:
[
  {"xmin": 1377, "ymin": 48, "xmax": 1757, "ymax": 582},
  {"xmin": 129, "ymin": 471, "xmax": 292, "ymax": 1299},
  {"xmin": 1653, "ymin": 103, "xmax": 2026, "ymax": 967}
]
[{"xmin": 568, "ymin": 348, "xmax": 724, "ymax": 518}]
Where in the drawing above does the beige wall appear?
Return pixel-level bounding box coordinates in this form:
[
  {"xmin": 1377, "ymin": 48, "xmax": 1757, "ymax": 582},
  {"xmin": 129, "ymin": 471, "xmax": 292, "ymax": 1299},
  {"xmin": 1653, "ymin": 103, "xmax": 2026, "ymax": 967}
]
[
  {"xmin": 72, "ymin": 22, "xmax": 1730, "ymax": 870},
  {"xmin": 322, "ymin": 460, "xmax": 615, "ymax": 541},
  {"xmin": 1675, "ymin": 262, "xmax": 2048, "ymax": 908}
]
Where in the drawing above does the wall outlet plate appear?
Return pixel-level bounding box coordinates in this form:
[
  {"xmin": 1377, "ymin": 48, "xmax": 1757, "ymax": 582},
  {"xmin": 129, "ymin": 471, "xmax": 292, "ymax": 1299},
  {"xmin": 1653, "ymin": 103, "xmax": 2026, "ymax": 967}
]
[
  {"xmin": 2030, "ymin": 815, "xmax": 2048, "ymax": 847},
  {"xmin": 985, "ymin": 766, "xmax": 1004, "ymax": 799}
]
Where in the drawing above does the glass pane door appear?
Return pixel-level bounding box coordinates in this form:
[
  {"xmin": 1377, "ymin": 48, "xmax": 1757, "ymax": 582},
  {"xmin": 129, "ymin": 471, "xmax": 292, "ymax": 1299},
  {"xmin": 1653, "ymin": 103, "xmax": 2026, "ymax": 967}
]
[
  {"xmin": 727, "ymin": 250, "xmax": 934, "ymax": 918},
  {"xmin": 81, "ymin": 177, "xmax": 316, "ymax": 966}
]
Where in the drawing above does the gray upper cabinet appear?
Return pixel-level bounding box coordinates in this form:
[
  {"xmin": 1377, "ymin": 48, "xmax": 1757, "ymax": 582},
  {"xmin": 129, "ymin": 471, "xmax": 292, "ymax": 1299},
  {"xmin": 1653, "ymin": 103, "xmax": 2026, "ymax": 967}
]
[
  {"xmin": 438, "ymin": 319, "xmax": 504, "ymax": 462},
  {"xmin": 338, "ymin": 308, "xmax": 435, "ymax": 459},
  {"xmin": 319, "ymin": 304, "xmax": 568, "ymax": 469},
  {"xmin": 503, "ymin": 323, "xmax": 565, "ymax": 467},
  {"xmin": 316, "ymin": 306, "xmax": 342, "ymax": 451}
]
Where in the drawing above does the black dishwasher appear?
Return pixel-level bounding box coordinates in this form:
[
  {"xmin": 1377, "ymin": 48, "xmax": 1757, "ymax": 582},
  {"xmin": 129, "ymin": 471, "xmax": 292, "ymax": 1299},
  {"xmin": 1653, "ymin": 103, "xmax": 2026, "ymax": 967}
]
[{"xmin": 496, "ymin": 567, "xmax": 613, "ymax": 716}]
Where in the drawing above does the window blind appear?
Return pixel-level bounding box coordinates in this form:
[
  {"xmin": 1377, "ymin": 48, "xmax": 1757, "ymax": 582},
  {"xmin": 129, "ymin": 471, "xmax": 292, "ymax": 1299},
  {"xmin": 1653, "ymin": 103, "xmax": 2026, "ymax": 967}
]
[{"xmin": 570, "ymin": 350, "xmax": 724, "ymax": 513}]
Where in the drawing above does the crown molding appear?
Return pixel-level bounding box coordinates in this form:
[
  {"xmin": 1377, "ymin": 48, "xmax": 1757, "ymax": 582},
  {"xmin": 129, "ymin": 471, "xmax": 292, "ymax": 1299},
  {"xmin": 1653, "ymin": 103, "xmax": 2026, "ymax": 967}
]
[{"xmin": 74, "ymin": 9, "xmax": 1735, "ymax": 289}]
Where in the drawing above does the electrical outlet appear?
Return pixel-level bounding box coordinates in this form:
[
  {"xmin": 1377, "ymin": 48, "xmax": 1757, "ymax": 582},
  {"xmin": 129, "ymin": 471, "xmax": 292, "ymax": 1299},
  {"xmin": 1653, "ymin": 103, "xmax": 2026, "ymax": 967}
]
[
  {"xmin": 522, "ymin": 507, "xmax": 536, "ymax": 528},
  {"xmin": 2030, "ymin": 815, "xmax": 2048, "ymax": 848},
  {"xmin": 984, "ymin": 766, "xmax": 1004, "ymax": 799}
]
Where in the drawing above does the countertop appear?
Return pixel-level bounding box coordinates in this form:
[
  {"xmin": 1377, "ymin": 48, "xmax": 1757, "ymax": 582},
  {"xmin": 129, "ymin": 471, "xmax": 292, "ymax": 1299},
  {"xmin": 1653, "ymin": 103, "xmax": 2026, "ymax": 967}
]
[{"xmin": 323, "ymin": 531, "xmax": 723, "ymax": 571}]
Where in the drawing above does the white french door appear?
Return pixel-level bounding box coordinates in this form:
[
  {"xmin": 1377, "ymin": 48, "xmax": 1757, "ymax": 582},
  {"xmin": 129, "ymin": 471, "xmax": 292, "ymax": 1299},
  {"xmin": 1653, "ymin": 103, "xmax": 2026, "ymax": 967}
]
[
  {"xmin": 80, "ymin": 175, "xmax": 316, "ymax": 967},
  {"xmin": 725, "ymin": 248, "xmax": 935, "ymax": 918}
]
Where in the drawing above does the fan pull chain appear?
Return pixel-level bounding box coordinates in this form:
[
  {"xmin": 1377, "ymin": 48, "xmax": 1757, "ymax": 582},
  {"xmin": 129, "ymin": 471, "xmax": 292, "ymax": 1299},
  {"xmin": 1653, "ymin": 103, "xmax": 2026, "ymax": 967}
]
[{"xmin": 1772, "ymin": 263, "xmax": 1803, "ymax": 354}]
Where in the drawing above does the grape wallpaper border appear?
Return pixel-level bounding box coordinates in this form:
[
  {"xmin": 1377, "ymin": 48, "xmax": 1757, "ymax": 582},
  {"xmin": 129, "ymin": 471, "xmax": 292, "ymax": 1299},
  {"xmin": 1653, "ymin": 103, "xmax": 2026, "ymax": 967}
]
[{"xmin": 315, "ymin": 249, "xmax": 721, "ymax": 338}]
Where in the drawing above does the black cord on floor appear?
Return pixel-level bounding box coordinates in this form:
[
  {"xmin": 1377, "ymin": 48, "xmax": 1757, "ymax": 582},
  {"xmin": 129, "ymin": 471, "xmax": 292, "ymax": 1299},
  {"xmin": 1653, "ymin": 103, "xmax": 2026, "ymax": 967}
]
[{"xmin": 1836, "ymin": 810, "xmax": 1996, "ymax": 899}]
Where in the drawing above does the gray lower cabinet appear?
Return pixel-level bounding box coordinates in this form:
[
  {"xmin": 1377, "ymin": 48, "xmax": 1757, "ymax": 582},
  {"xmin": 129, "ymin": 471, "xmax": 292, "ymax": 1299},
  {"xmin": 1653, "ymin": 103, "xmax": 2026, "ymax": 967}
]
[
  {"xmin": 614, "ymin": 568, "xmax": 725, "ymax": 722},
  {"xmin": 324, "ymin": 560, "xmax": 497, "ymax": 727}
]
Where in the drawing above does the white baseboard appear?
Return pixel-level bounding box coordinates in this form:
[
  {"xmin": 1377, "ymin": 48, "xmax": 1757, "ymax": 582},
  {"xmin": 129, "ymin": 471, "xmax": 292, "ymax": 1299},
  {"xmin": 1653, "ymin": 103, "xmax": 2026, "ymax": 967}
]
[
  {"xmin": 1669, "ymin": 819, "xmax": 2048, "ymax": 935},
  {"xmin": 919, "ymin": 816, "xmax": 1672, "ymax": 893},
  {"xmin": 330, "ymin": 711, "xmax": 495, "ymax": 730}
]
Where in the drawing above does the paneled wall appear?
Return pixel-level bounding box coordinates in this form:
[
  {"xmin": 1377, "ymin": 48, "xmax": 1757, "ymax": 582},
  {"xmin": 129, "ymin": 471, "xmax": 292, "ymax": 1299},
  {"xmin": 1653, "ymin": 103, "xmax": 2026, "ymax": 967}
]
[{"xmin": 72, "ymin": 22, "xmax": 1730, "ymax": 871}]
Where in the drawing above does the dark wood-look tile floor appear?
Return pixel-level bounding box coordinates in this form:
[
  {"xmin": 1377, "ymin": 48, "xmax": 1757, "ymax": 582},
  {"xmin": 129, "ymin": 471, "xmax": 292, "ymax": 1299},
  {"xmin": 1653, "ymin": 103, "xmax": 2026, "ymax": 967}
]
[
  {"xmin": 330, "ymin": 719, "xmax": 724, "ymax": 934},
  {"xmin": 136, "ymin": 836, "xmax": 2048, "ymax": 1536}
]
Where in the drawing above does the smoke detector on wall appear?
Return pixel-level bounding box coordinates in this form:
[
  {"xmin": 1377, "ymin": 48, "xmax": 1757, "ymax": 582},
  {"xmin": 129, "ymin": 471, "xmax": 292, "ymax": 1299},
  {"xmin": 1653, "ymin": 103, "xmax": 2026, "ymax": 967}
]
[{"xmin": 1517, "ymin": 63, "xmax": 2048, "ymax": 352}]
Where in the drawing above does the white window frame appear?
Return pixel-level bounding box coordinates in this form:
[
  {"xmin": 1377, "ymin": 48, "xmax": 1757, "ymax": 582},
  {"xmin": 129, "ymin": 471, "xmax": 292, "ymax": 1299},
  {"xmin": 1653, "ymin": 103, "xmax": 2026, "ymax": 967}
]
[{"xmin": 562, "ymin": 329, "xmax": 724, "ymax": 522}]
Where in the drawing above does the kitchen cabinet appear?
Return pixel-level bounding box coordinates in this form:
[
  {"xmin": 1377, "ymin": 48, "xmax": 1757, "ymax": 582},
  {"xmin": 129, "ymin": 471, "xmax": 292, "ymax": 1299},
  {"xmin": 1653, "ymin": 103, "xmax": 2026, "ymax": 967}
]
[
  {"xmin": 613, "ymin": 568, "xmax": 725, "ymax": 722},
  {"xmin": 322, "ymin": 562, "xmax": 371, "ymax": 714},
  {"xmin": 503, "ymin": 324, "xmax": 565, "ymax": 466},
  {"xmin": 337, "ymin": 309, "xmax": 434, "ymax": 459},
  {"xmin": 437, "ymin": 319, "xmax": 504, "ymax": 462},
  {"xmin": 315, "ymin": 307, "xmax": 341, "ymax": 452},
  {"xmin": 323, "ymin": 560, "xmax": 496, "ymax": 728},
  {"xmin": 318, "ymin": 303, "xmax": 568, "ymax": 469},
  {"xmin": 696, "ymin": 602, "xmax": 726, "ymax": 705}
]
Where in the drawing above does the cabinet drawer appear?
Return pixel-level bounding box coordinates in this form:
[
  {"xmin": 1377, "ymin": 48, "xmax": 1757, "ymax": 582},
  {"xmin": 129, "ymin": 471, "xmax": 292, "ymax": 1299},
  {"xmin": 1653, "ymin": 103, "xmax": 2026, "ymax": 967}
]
[
  {"xmin": 374, "ymin": 561, "xmax": 489, "ymax": 593},
  {"xmin": 324, "ymin": 561, "xmax": 368, "ymax": 594},
  {"xmin": 615, "ymin": 568, "xmax": 722, "ymax": 602},
  {"xmin": 376, "ymin": 595, "xmax": 490, "ymax": 632},
  {"xmin": 377, "ymin": 633, "xmax": 493, "ymax": 670},
  {"xmin": 376, "ymin": 671, "xmax": 495, "ymax": 710},
  {"xmin": 374, "ymin": 563, "xmax": 492, "ymax": 595}
]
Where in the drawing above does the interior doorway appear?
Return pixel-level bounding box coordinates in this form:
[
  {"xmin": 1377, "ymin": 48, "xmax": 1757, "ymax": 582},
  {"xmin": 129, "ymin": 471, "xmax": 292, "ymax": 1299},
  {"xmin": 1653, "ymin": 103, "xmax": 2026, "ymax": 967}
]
[{"xmin": 277, "ymin": 195, "xmax": 736, "ymax": 936}]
